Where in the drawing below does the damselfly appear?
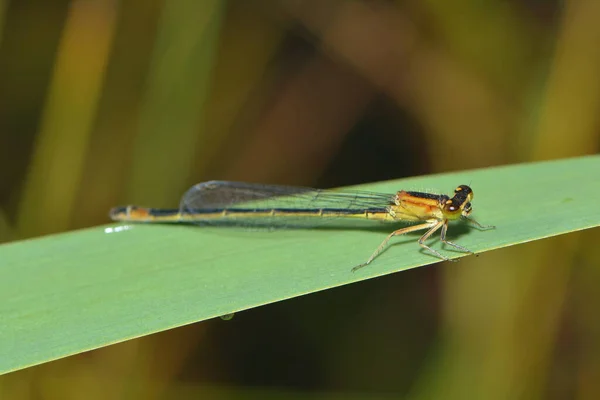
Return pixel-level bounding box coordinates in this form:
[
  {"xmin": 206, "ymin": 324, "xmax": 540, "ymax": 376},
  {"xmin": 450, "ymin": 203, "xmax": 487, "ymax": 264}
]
[{"xmin": 109, "ymin": 181, "xmax": 495, "ymax": 271}]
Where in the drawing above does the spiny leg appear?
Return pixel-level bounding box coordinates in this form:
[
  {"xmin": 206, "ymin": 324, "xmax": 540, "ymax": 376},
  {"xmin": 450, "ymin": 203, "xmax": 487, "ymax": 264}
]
[
  {"xmin": 465, "ymin": 216, "xmax": 495, "ymax": 230},
  {"xmin": 417, "ymin": 220, "xmax": 454, "ymax": 261},
  {"xmin": 351, "ymin": 221, "xmax": 437, "ymax": 272},
  {"xmin": 440, "ymin": 219, "xmax": 475, "ymax": 255}
]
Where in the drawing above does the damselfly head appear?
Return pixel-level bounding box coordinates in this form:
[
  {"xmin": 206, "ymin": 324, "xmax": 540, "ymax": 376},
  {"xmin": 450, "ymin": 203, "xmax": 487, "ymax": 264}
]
[{"xmin": 442, "ymin": 185, "xmax": 474, "ymax": 219}]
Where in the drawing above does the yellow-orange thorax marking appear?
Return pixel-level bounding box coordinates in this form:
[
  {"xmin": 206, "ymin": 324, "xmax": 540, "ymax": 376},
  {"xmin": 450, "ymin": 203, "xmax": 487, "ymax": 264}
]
[{"xmin": 390, "ymin": 191, "xmax": 444, "ymax": 221}]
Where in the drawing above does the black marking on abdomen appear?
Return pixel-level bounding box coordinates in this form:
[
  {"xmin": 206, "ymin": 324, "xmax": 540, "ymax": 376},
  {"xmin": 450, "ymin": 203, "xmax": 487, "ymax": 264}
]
[{"xmin": 147, "ymin": 208, "xmax": 180, "ymax": 216}]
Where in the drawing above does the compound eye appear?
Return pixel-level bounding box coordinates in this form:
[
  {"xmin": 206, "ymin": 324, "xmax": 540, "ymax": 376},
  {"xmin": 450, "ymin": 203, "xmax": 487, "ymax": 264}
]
[{"xmin": 447, "ymin": 204, "xmax": 457, "ymax": 212}]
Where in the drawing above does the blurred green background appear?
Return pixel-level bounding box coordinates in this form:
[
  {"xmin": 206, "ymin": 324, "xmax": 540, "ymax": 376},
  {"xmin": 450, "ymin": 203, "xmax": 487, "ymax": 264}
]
[{"xmin": 1, "ymin": 0, "xmax": 600, "ymax": 398}]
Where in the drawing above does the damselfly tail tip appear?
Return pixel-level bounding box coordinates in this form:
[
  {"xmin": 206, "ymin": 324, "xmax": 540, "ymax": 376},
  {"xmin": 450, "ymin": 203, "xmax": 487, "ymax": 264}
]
[
  {"xmin": 109, "ymin": 205, "xmax": 149, "ymax": 221},
  {"xmin": 109, "ymin": 206, "xmax": 129, "ymax": 221}
]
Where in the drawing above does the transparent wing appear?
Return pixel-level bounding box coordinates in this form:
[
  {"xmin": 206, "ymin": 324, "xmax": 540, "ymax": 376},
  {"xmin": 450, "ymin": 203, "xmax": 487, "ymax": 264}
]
[{"xmin": 179, "ymin": 180, "xmax": 397, "ymax": 228}]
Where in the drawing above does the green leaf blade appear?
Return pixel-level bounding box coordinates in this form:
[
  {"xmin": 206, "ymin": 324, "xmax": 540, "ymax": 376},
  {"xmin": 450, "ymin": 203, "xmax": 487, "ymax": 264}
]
[{"xmin": 1, "ymin": 155, "xmax": 599, "ymax": 374}]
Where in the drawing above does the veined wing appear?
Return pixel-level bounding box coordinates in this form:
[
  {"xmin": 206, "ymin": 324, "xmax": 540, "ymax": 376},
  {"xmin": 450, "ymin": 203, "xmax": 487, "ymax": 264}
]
[{"xmin": 179, "ymin": 180, "xmax": 397, "ymax": 228}]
